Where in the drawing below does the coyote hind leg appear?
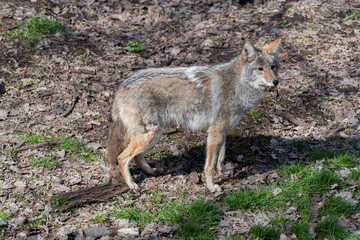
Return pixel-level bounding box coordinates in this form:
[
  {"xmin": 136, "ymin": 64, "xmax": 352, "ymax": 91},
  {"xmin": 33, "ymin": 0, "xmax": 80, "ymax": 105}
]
[
  {"xmin": 134, "ymin": 153, "xmax": 155, "ymax": 175},
  {"xmin": 117, "ymin": 132, "xmax": 158, "ymax": 190}
]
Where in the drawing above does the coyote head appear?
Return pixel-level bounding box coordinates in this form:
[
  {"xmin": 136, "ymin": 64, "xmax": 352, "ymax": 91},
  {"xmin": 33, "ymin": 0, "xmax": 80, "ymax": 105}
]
[{"xmin": 241, "ymin": 39, "xmax": 281, "ymax": 92}]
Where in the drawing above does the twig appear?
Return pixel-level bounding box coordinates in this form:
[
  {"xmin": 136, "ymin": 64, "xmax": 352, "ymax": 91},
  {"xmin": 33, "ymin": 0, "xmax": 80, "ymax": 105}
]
[
  {"xmin": 70, "ymin": 69, "xmax": 96, "ymax": 75},
  {"xmin": 62, "ymin": 95, "xmax": 80, "ymax": 117},
  {"xmin": 54, "ymin": 184, "xmax": 129, "ymax": 212},
  {"xmin": 16, "ymin": 140, "xmax": 64, "ymax": 152},
  {"xmin": 277, "ymin": 111, "xmax": 307, "ymax": 127}
]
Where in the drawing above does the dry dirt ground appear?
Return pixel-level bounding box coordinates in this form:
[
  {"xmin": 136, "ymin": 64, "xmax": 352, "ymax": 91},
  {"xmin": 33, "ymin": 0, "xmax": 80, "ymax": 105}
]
[{"xmin": 1, "ymin": 0, "xmax": 360, "ymax": 239}]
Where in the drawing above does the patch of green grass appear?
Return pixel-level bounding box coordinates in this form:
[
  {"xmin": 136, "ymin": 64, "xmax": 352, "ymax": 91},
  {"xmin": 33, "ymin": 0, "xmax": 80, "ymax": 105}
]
[
  {"xmin": 49, "ymin": 195, "xmax": 70, "ymax": 209},
  {"xmin": 112, "ymin": 195, "xmax": 220, "ymax": 239},
  {"xmin": 223, "ymin": 188, "xmax": 272, "ymax": 211},
  {"xmin": 311, "ymin": 149, "xmax": 339, "ymax": 161},
  {"xmin": 21, "ymin": 133, "xmax": 99, "ymax": 163},
  {"xmin": 320, "ymin": 196, "xmax": 356, "ymax": 217},
  {"xmin": 291, "ymin": 221, "xmax": 313, "ymax": 240},
  {"xmin": 349, "ymin": 9, "xmax": 360, "ymax": 20},
  {"xmin": 145, "ymin": 151, "xmax": 172, "ymax": 161},
  {"xmin": 223, "ymin": 168, "xmax": 343, "ymax": 226},
  {"xmin": 0, "ymin": 208, "xmax": 12, "ymax": 220},
  {"xmin": 90, "ymin": 214, "xmax": 108, "ymax": 224},
  {"xmin": 178, "ymin": 221, "xmax": 216, "ymax": 240},
  {"xmin": 30, "ymin": 156, "xmax": 58, "ymax": 169},
  {"xmin": 227, "ymin": 130, "xmax": 242, "ymax": 138},
  {"xmin": 112, "ymin": 205, "xmax": 153, "ymax": 228},
  {"xmin": 15, "ymin": 81, "xmax": 25, "ymax": 90},
  {"xmin": 3, "ymin": 16, "xmax": 67, "ymax": 49},
  {"xmin": 315, "ymin": 217, "xmax": 349, "ymax": 240},
  {"xmin": 250, "ymin": 225, "xmax": 281, "ymax": 240},
  {"xmin": 251, "ymin": 109, "xmax": 262, "ymax": 119},
  {"xmin": 303, "ymin": 170, "xmax": 343, "ymax": 194},
  {"xmin": 276, "ymin": 162, "xmax": 308, "ymax": 178},
  {"xmin": 323, "ymin": 152, "xmax": 357, "ymax": 169},
  {"xmin": 351, "ymin": 169, "xmax": 360, "ymax": 182},
  {"xmin": 122, "ymin": 41, "xmax": 146, "ymax": 53},
  {"xmin": 76, "ymin": 52, "xmax": 91, "ymax": 61},
  {"xmin": 90, "ymin": 113, "xmax": 101, "ymax": 120},
  {"xmin": 23, "ymin": 133, "xmax": 48, "ymax": 144}
]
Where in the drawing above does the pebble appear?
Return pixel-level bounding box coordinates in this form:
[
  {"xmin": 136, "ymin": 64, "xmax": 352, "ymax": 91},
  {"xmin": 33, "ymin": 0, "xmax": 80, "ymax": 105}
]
[
  {"xmin": 44, "ymin": 204, "xmax": 53, "ymax": 215},
  {"xmin": 9, "ymin": 203, "xmax": 19, "ymax": 213},
  {"xmin": 189, "ymin": 171, "xmax": 200, "ymax": 184},
  {"xmin": 0, "ymin": 219, "xmax": 7, "ymax": 227},
  {"xmin": 82, "ymin": 227, "xmax": 111, "ymax": 238},
  {"xmin": 158, "ymin": 226, "xmax": 173, "ymax": 234},
  {"xmin": 0, "ymin": 109, "xmax": 8, "ymax": 120},
  {"xmin": 14, "ymin": 217, "xmax": 27, "ymax": 225},
  {"xmin": 117, "ymin": 228, "xmax": 139, "ymax": 237},
  {"xmin": 35, "ymin": 202, "xmax": 45, "ymax": 211}
]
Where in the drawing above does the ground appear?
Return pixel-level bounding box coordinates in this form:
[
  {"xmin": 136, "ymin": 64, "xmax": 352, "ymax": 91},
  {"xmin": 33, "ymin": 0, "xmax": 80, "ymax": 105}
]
[{"xmin": 0, "ymin": 0, "xmax": 360, "ymax": 239}]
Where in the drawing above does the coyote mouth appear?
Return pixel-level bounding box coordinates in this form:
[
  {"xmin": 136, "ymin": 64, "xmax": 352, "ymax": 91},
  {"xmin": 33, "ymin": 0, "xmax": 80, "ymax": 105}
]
[{"xmin": 264, "ymin": 86, "xmax": 276, "ymax": 92}]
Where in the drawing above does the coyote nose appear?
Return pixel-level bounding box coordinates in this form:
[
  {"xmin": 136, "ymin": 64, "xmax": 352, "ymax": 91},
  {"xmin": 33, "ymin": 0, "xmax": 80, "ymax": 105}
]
[{"xmin": 273, "ymin": 80, "xmax": 279, "ymax": 87}]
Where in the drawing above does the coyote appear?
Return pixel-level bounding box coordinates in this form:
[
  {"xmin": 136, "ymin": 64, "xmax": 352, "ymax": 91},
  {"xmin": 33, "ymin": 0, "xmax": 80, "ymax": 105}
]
[{"xmin": 107, "ymin": 39, "xmax": 281, "ymax": 192}]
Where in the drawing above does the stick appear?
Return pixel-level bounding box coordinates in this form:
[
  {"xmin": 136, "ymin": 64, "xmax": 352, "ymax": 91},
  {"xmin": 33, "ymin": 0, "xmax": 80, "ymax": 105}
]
[
  {"xmin": 277, "ymin": 111, "xmax": 307, "ymax": 127},
  {"xmin": 70, "ymin": 69, "xmax": 96, "ymax": 75},
  {"xmin": 17, "ymin": 140, "xmax": 64, "ymax": 152},
  {"xmin": 62, "ymin": 95, "xmax": 79, "ymax": 117},
  {"xmin": 54, "ymin": 184, "xmax": 129, "ymax": 212}
]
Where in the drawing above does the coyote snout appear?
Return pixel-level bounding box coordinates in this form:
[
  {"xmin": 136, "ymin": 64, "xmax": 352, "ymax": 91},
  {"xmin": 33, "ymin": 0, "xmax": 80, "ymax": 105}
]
[{"xmin": 107, "ymin": 39, "xmax": 282, "ymax": 193}]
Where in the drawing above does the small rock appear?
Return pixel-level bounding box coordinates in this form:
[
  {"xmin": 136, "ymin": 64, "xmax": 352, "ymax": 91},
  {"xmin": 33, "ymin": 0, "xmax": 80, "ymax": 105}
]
[
  {"xmin": 44, "ymin": 204, "xmax": 53, "ymax": 215},
  {"xmin": 14, "ymin": 180, "xmax": 26, "ymax": 192},
  {"xmin": 89, "ymin": 120, "xmax": 101, "ymax": 126},
  {"xmin": 9, "ymin": 203, "xmax": 19, "ymax": 213},
  {"xmin": 35, "ymin": 203, "xmax": 44, "ymax": 211},
  {"xmin": 338, "ymin": 216, "xmax": 356, "ymax": 230},
  {"xmin": 53, "ymin": 6, "xmax": 60, "ymax": 14},
  {"xmin": 170, "ymin": 47, "xmax": 181, "ymax": 56},
  {"xmin": 0, "ymin": 109, "xmax": 8, "ymax": 120},
  {"xmin": 86, "ymin": 142, "xmax": 102, "ymax": 151},
  {"xmin": 279, "ymin": 233, "xmax": 291, "ymax": 240},
  {"xmin": 254, "ymin": 213, "xmax": 270, "ymax": 226},
  {"xmin": 14, "ymin": 217, "xmax": 27, "ymax": 225},
  {"xmin": 236, "ymin": 154, "xmax": 244, "ymax": 161},
  {"xmin": 82, "ymin": 227, "xmax": 111, "ymax": 238},
  {"xmin": 118, "ymin": 228, "xmax": 139, "ymax": 237},
  {"xmin": 189, "ymin": 171, "xmax": 200, "ymax": 184},
  {"xmin": 0, "ymin": 219, "xmax": 7, "ymax": 227},
  {"xmin": 337, "ymin": 168, "xmax": 352, "ymax": 178},
  {"xmin": 272, "ymin": 188, "xmax": 282, "ymax": 196},
  {"xmin": 158, "ymin": 226, "xmax": 173, "ymax": 234},
  {"xmin": 53, "ymin": 150, "xmax": 66, "ymax": 159},
  {"xmin": 283, "ymin": 206, "xmax": 297, "ymax": 215},
  {"xmin": 102, "ymin": 91, "xmax": 110, "ymax": 98},
  {"xmin": 54, "ymin": 108, "xmax": 64, "ymax": 115},
  {"xmin": 201, "ymin": 39, "xmax": 215, "ymax": 49}
]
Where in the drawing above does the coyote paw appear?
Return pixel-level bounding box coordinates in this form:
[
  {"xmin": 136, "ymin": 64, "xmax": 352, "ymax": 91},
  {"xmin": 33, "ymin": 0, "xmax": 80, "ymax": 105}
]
[
  {"xmin": 128, "ymin": 182, "xmax": 139, "ymax": 190},
  {"xmin": 145, "ymin": 168, "xmax": 156, "ymax": 175},
  {"xmin": 207, "ymin": 184, "xmax": 222, "ymax": 193}
]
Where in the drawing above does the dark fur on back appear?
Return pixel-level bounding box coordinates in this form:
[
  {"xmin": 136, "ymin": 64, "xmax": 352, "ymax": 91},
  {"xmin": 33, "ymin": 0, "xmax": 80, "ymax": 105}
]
[{"xmin": 106, "ymin": 115, "xmax": 126, "ymax": 167}]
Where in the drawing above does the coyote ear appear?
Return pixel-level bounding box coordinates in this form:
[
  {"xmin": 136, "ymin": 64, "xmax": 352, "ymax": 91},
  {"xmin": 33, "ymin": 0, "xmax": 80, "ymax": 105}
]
[
  {"xmin": 242, "ymin": 42, "xmax": 257, "ymax": 62},
  {"xmin": 264, "ymin": 38, "xmax": 281, "ymax": 57}
]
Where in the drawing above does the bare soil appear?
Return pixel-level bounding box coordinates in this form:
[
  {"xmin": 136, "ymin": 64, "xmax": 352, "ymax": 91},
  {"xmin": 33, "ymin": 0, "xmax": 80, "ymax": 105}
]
[{"xmin": 0, "ymin": 0, "xmax": 360, "ymax": 239}]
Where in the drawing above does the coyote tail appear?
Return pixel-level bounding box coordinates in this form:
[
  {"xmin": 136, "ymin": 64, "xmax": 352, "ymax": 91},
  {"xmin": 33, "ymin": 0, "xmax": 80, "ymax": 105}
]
[{"xmin": 106, "ymin": 115, "xmax": 126, "ymax": 167}]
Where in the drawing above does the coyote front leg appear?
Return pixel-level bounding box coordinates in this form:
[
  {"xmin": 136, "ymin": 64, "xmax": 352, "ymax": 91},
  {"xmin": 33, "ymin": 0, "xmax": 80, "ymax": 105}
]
[
  {"xmin": 205, "ymin": 127, "xmax": 226, "ymax": 192},
  {"xmin": 216, "ymin": 140, "xmax": 226, "ymax": 175}
]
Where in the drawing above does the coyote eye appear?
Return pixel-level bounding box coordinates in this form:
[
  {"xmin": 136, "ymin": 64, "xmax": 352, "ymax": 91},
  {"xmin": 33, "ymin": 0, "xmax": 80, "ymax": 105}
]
[
  {"xmin": 271, "ymin": 65, "xmax": 275, "ymax": 70},
  {"xmin": 257, "ymin": 67, "xmax": 263, "ymax": 71}
]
